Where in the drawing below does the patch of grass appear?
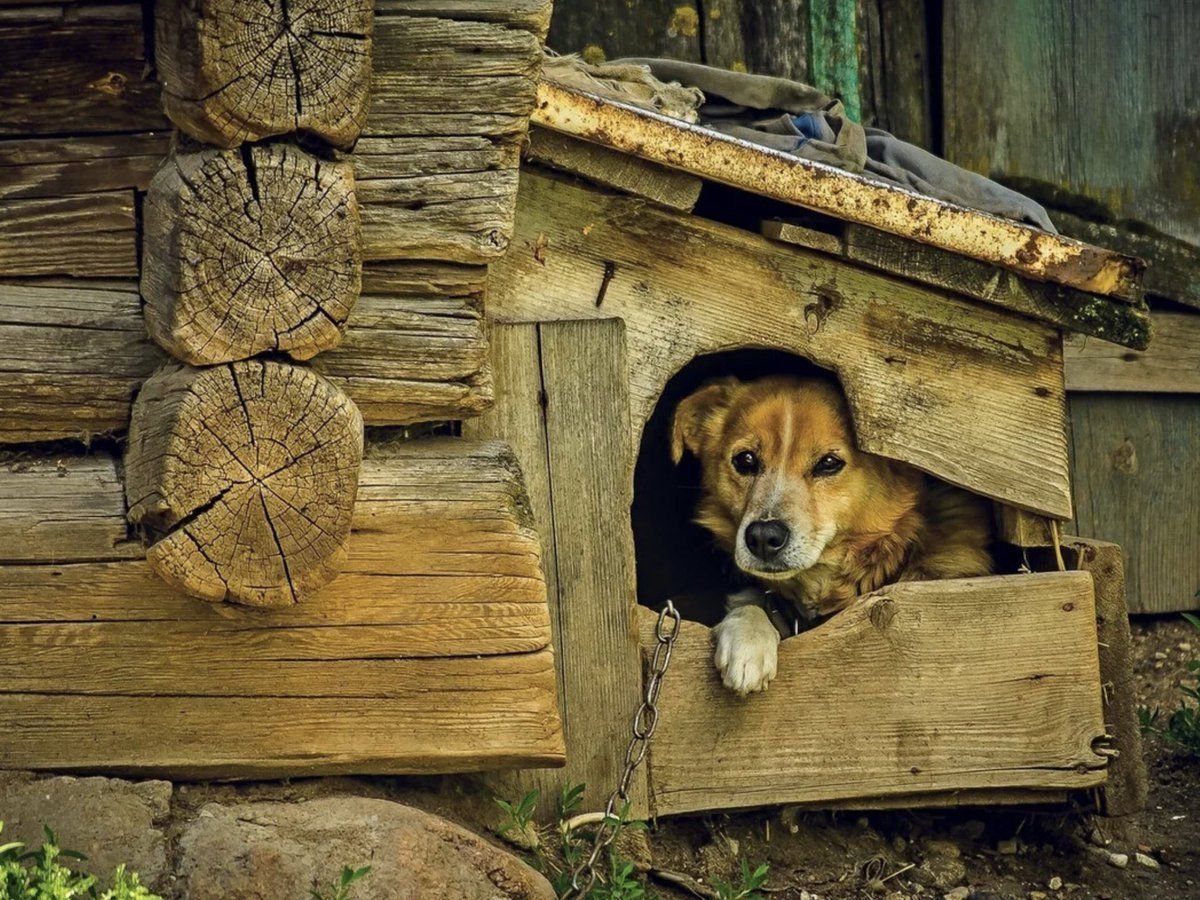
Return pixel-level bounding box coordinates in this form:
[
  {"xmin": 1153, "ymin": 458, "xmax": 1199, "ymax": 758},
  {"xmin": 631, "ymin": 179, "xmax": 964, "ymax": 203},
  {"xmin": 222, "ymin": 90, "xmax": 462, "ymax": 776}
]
[
  {"xmin": 1139, "ymin": 612, "xmax": 1200, "ymax": 755},
  {"xmin": 0, "ymin": 822, "xmax": 160, "ymax": 900},
  {"xmin": 713, "ymin": 858, "xmax": 770, "ymax": 900},
  {"xmin": 309, "ymin": 865, "xmax": 372, "ymax": 900}
]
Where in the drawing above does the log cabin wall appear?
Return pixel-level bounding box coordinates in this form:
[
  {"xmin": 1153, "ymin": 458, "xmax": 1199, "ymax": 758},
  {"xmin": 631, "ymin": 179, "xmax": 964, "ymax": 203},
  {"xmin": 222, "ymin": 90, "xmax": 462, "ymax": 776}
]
[
  {"xmin": 540, "ymin": 0, "xmax": 1200, "ymax": 614},
  {"xmin": 0, "ymin": 0, "xmax": 565, "ymax": 776}
]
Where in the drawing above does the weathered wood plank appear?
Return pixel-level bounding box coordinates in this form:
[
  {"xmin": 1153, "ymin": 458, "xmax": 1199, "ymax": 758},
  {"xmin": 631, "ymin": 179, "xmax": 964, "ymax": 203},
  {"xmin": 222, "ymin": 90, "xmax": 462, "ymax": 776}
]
[
  {"xmin": 0, "ymin": 270, "xmax": 490, "ymax": 442},
  {"xmin": 1065, "ymin": 312, "xmax": 1200, "ymax": 393},
  {"xmin": 870, "ymin": 0, "xmax": 932, "ymax": 148},
  {"xmin": 0, "ymin": 455, "xmax": 140, "ymax": 562},
  {"xmin": 546, "ymin": 0, "xmax": 702, "ymax": 62},
  {"xmin": 0, "ymin": 134, "xmax": 169, "ymax": 201},
  {"xmin": 532, "ymin": 81, "xmax": 1144, "ymax": 300},
  {"xmin": 641, "ymin": 573, "xmax": 1107, "ymax": 815},
  {"xmin": 491, "ymin": 171, "xmax": 1073, "ymax": 518},
  {"xmin": 995, "ymin": 506, "xmax": 1055, "ymax": 549},
  {"xmin": 0, "ymin": 193, "xmax": 137, "ymax": 277},
  {"xmin": 0, "ymin": 9, "xmax": 167, "ymax": 136},
  {"xmin": 943, "ymin": 0, "xmax": 1200, "ymax": 246},
  {"xmin": 376, "ymin": 0, "xmax": 553, "ymax": 37},
  {"xmin": 700, "ymin": 0, "xmax": 749, "ymax": 72},
  {"xmin": 0, "ymin": 439, "xmax": 563, "ymax": 777},
  {"xmin": 1068, "ymin": 394, "xmax": 1200, "ymax": 614},
  {"xmin": 527, "ymin": 128, "xmax": 702, "ymax": 211}
]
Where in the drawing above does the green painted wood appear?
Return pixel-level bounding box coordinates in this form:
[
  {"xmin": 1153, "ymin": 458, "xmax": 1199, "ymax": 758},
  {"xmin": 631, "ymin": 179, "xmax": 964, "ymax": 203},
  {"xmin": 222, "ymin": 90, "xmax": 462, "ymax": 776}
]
[
  {"xmin": 944, "ymin": 0, "xmax": 1200, "ymax": 245},
  {"xmin": 809, "ymin": 0, "xmax": 862, "ymax": 120}
]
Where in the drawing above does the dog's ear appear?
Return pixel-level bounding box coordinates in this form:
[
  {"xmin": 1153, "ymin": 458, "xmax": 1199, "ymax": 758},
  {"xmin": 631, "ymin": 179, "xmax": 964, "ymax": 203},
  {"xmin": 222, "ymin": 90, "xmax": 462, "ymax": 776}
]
[{"xmin": 671, "ymin": 378, "xmax": 738, "ymax": 463}]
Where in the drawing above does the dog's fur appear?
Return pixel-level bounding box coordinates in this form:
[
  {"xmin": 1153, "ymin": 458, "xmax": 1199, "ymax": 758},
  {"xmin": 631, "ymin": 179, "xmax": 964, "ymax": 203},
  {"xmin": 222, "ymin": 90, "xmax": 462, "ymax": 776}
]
[{"xmin": 672, "ymin": 375, "xmax": 993, "ymax": 695}]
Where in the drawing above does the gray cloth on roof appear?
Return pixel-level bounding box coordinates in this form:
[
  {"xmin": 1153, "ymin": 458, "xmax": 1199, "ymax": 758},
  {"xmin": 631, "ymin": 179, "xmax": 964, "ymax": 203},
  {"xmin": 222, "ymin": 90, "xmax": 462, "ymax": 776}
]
[{"xmin": 616, "ymin": 58, "xmax": 1057, "ymax": 232}]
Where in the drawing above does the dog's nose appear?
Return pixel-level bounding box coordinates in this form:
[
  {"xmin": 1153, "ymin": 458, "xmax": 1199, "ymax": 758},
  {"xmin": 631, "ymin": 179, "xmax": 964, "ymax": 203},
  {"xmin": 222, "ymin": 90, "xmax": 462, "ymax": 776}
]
[{"xmin": 745, "ymin": 520, "xmax": 790, "ymax": 560}]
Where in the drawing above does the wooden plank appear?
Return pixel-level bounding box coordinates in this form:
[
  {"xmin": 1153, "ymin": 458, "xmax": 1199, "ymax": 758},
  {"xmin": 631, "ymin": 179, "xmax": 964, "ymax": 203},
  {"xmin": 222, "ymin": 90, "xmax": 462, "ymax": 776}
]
[
  {"xmin": 640, "ymin": 572, "xmax": 1108, "ymax": 815},
  {"xmin": 736, "ymin": 0, "xmax": 811, "ymax": 84},
  {"xmin": 0, "ymin": 455, "xmax": 141, "ymax": 562},
  {"xmin": 527, "ymin": 128, "xmax": 702, "ymax": 212},
  {"xmin": 0, "ymin": 439, "xmax": 564, "ymax": 778},
  {"xmin": 833, "ymin": 223, "xmax": 1150, "ymax": 349},
  {"xmin": 871, "ymin": 0, "xmax": 932, "ymax": 148},
  {"xmin": 538, "ymin": 319, "xmax": 646, "ymax": 814},
  {"xmin": 1063, "ymin": 537, "xmax": 1147, "ymax": 818},
  {"xmin": 1065, "ymin": 312, "xmax": 1200, "ymax": 393},
  {"xmin": 1068, "ymin": 394, "xmax": 1200, "ymax": 614},
  {"xmin": 0, "ymin": 134, "xmax": 169, "ymax": 201},
  {"xmin": 0, "ymin": 9, "xmax": 168, "ymax": 136},
  {"xmin": 491, "ymin": 171, "xmax": 1074, "ymax": 518},
  {"xmin": 943, "ymin": 1, "xmax": 1200, "ymax": 247},
  {"xmin": 545, "ymin": 0, "xmax": 702, "ymax": 63},
  {"xmin": 531, "ymin": 81, "xmax": 1144, "ymax": 301},
  {"xmin": 0, "ymin": 193, "xmax": 137, "ymax": 277},
  {"xmin": 808, "ymin": 0, "xmax": 861, "ymax": 121},
  {"xmin": 995, "ymin": 506, "xmax": 1055, "ymax": 549},
  {"xmin": 700, "ymin": 0, "xmax": 749, "ymax": 72},
  {"xmin": 0, "ymin": 270, "xmax": 490, "ymax": 443},
  {"xmin": 376, "ymin": 0, "xmax": 553, "ymax": 37}
]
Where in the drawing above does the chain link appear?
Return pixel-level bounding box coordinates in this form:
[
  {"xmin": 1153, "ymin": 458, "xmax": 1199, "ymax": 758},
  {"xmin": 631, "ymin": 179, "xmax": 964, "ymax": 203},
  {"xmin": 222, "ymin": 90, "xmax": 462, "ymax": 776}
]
[{"xmin": 561, "ymin": 600, "xmax": 681, "ymax": 900}]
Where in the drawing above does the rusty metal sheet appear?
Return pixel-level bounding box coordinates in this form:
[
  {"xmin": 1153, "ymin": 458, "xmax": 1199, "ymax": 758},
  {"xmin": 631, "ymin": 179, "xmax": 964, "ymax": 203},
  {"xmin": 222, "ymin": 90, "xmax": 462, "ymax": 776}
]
[{"xmin": 532, "ymin": 81, "xmax": 1145, "ymax": 302}]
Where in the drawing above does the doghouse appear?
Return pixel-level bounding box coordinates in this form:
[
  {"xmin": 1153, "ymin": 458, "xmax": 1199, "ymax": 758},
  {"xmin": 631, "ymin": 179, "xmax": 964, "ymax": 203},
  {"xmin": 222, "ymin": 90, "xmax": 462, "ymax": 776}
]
[{"xmin": 466, "ymin": 80, "xmax": 1150, "ymax": 818}]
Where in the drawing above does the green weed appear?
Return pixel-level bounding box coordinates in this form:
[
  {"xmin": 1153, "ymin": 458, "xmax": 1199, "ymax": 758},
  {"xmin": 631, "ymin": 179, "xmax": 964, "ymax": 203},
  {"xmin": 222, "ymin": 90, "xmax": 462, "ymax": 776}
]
[
  {"xmin": 0, "ymin": 822, "xmax": 159, "ymax": 900},
  {"xmin": 1139, "ymin": 612, "xmax": 1200, "ymax": 755},
  {"xmin": 713, "ymin": 858, "xmax": 770, "ymax": 900},
  {"xmin": 309, "ymin": 865, "xmax": 372, "ymax": 900}
]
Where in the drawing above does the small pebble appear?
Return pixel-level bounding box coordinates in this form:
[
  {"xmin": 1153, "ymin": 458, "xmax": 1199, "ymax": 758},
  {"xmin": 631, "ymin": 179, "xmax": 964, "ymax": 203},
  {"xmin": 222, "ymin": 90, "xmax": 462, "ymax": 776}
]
[
  {"xmin": 944, "ymin": 888, "xmax": 971, "ymax": 900},
  {"xmin": 1088, "ymin": 827, "xmax": 1110, "ymax": 847},
  {"xmin": 1180, "ymin": 642, "xmax": 1192, "ymax": 652},
  {"xmin": 1049, "ymin": 876, "xmax": 1063, "ymax": 890},
  {"xmin": 1030, "ymin": 892, "xmax": 1048, "ymax": 900},
  {"xmin": 1107, "ymin": 852, "xmax": 1129, "ymax": 869},
  {"xmin": 997, "ymin": 838, "xmax": 1020, "ymax": 855},
  {"xmin": 1135, "ymin": 851, "xmax": 1160, "ymax": 869},
  {"xmin": 1154, "ymin": 651, "xmax": 1168, "ymax": 660}
]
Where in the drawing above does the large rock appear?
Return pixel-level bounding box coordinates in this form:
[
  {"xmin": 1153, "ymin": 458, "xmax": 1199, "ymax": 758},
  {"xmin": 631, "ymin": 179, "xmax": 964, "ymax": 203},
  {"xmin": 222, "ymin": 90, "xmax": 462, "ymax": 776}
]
[
  {"xmin": 0, "ymin": 775, "xmax": 171, "ymax": 889},
  {"xmin": 177, "ymin": 796, "xmax": 555, "ymax": 900}
]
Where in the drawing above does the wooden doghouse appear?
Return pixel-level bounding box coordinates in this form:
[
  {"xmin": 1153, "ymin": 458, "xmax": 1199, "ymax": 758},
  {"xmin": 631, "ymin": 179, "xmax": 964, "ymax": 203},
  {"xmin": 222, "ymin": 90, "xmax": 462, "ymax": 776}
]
[{"xmin": 465, "ymin": 81, "xmax": 1150, "ymax": 818}]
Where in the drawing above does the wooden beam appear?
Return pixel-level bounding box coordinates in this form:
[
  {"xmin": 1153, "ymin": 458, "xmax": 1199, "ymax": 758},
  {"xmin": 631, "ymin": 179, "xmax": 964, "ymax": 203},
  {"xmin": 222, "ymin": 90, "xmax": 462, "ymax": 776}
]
[
  {"xmin": 531, "ymin": 81, "xmax": 1144, "ymax": 301},
  {"xmin": 0, "ymin": 134, "xmax": 170, "ymax": 202},
  {"xmin": 527, "ymin": 128, "xmax": 703, "ymax": 212},
  {"xmin": 1064, "ymin": 312, "xmax": 1200, "ymax": 393},
  {"xmin": 490, "ymin": 171, "xmax": 1074, "ymax": 519},
  {"xmin": 0, "ymin": 193, "xmax": 137, "ymax": 277},
  {"xmin": 0, "ymin": 439, "xmax": 564, "ymax": 778},
  {"xmin": 376, "ymin": 0, "xmax": 554, "ymax": 39},
  {"xmin": 640, "ymin": 572, "xmax": 1108, "ymax": 815}
]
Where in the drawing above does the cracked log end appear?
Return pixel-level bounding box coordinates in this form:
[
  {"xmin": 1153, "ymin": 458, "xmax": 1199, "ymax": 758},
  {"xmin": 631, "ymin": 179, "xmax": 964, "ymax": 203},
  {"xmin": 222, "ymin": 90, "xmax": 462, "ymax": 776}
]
[
  {"xmin": 155, "ymin": 0, "xmax": 373, "ymax": 149},
  {"xmin": 142, "ymin": 145, "xmax": 362, "ymax": 365},
  {"xmin": 124, "ymin": 360, "xmax": 364, "ymax": 607}
]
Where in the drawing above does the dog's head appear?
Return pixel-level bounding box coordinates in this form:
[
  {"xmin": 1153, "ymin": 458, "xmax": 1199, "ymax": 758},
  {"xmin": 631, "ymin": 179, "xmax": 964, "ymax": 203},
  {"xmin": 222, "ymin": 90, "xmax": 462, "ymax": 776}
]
[{"xmin": 671, "ymin": 375, "xmax": 910, "ymax": 579}]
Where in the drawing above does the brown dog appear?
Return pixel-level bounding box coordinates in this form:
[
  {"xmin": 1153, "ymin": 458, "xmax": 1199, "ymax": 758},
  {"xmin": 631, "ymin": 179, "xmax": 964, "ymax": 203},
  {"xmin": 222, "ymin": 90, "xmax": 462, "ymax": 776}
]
[{"xmin": 672, "ymin": 375, "xmax": 993, "ymax": 695}]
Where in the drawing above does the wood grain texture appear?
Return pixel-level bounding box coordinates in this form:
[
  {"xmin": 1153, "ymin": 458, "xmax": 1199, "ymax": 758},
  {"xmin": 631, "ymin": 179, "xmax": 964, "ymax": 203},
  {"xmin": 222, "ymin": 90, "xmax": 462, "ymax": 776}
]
[
  {"xmin": 943, "ymin": 0, "xmax": 1200, "ymax": 245},
  {"xmin": 0, "ymin": 134, "xmax": 169, "ymax": 201},
  {"xmin": 1068, "ymin": 393, "xmax": 1200, "ymax": 614},
  {"xmin": 0, "ymin": 270, "xmax": 489, "ymax": 442},
  {"xmin": 490, "ymin": 171, "xmax": 1073, "ymax": 518},
  {"xmin": 0, "ymin": 7, "xmax": 167, "ymax": 136},
  {"xmin": 701, "ymin": 0, "xmax": 749, "ymax": 72},
  {"xmin": 640, "ymin": 573, "xmax": 1108, "ymax": 815},
  {"xmin": 1065, "ymin": 312, "xmax": 1200, "ymax": 393},
  {"xmin": 995, "ymin": 506, "xmax": 1055, "ymax": 548},
  {"xmin": 0, "ymin": 193, "xmax": 137, "ymax": 277},
  {"xmin": 527, "ymin": 129, "xmax": 702, "ymax": 212},
  {"xmin": 0, "ymin": 455, "xmax": 140, "ymax": 563},
  {"xmin": 0, "ymin": 439, "xmax": 563, "ymax": 777},
  {"xmin": 546, "ymin": 0, "xmax": 702, "ymax": 62},
  {"xmin": 869, "ymin": 0, "xmax": 932, "ymax": 148},
  {"xmin": 376, "ymin": 0, "xmax": 553, "ymax": 37}
]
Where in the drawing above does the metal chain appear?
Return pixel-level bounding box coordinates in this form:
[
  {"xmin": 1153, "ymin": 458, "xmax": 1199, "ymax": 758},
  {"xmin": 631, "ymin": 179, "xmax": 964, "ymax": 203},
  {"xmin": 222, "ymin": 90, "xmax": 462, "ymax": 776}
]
[{"xmin": 561, "ymin": 600, "xmax": 682, "ymax": 900}]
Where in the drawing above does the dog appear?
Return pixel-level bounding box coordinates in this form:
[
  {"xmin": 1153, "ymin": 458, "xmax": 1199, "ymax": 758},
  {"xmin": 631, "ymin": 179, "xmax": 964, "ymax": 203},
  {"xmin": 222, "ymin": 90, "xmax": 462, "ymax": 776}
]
[{"xmin": 671, "ymin": 374, "xmax": 993, "ymax": 696}]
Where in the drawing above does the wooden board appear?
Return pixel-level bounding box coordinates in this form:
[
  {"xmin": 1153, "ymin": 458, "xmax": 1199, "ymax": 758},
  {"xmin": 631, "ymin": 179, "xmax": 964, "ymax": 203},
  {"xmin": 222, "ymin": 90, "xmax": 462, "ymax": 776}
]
[
  {"xmin": 0, "ymin": 193, "xmax": 137, "ymax": 277},
  {"xmin": 527, "ymin": 128, "xmax": 703, "ymax": 212},
  {"xmin": 1065, "ymin": 312, "xmax": 1200, "ymax": 393},
  {"xmin": 0, "ymin": 134, "xmax": 169, "ymax": 201},
  {"xmin": 0, "ymin": 455, "xmax": 141, "ymax": 563},
  {"xmin": 763, "ymin": 220, "xmax": 1150, "ymax": 349},
  {"xmin": 943, "ymin": 1, "xmax": 1200, "ymax": 247},
  {"xmin": 0, "ymin": 269, "xmax": 489, "ymax": 442},
  {"xmin": 531, "ymin": 81, "xmax": 1143, "ymax": 301},
  {"xmin": 0, "ymin": 439, "xmax": 565, "ymax": 777},
  {"xmin": 376, "ymin": 0, "xmax": 553, "ymax": 38},
  {"xmin": 465, "ymin": 320, "xmax": 646, "ymax": 816},
  {"xmin": 545, "ymin": 0, "xmax": 702, "ymax": 62},
  {"xmin": 1068, "ymin": 394, "xmax": 1200, "ymax": 614},
  {"xmin": 639, "ymin": 572, "xmax": 1108, "ymax": 815},
  {"xmin": 490, "ymin": 170, "xmax": 1074, "ymax": 519}
]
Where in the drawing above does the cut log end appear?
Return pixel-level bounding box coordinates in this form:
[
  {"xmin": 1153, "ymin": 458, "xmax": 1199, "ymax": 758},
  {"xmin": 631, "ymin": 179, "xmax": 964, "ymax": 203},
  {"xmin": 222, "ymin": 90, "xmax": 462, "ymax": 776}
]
[
  {"xmin": 156, "ymin": 0, "xmax": 374, "ymax": 149},
  {"xmin": 124, "ymin": 361, "xmax": 364, "ymax": 607},
  {"xmin": 142, "ymin": 146, "xmax": 362, "ymax": 365}
]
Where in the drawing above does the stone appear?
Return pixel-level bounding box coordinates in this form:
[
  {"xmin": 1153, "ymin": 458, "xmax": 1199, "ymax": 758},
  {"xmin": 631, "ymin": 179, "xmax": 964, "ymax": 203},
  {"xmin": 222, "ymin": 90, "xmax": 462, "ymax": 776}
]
[
  {"xmin": 1106, "ymin": 852, "xmax": 1129, "ymax": 869},
  {"xmin": 920, "ymin": 857, "xmax": 967, "ymax": 889},
  {"xmin": 943, "ymin": 888, "xmax": 971, "ymax": 900},
  {"xmin": 0, "ymin": 774, "xmax": 171, "ymax": 890},
  {"xmin": 997, "ymin": 838, "xmax": 1020, "ymax": 855},
  {"xmin": 1030, "ymin": 892, "xmax": 1047, "ymax": 900},
  {"xmin": 1135, "ymin": 852, "xmax": 1160, "ymax": 869},
  {"xmin": 177, "ymin": 796, "xmax": 555, "ymax": 900},
  {"xmin": 1049, "ymin": 875, "xmax": 1063, "ymax": 889}
]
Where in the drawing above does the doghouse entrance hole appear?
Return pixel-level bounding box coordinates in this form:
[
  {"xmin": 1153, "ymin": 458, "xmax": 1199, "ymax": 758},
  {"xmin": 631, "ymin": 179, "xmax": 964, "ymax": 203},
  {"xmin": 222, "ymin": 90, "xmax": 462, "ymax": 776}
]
[{"xmin": 632, "ymin": 348, "xmax": 836, "ymax": 625}]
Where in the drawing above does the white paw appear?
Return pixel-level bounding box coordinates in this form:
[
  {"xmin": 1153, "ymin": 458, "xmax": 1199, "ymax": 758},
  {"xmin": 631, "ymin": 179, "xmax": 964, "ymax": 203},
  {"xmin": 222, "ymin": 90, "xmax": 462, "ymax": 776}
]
[{"xmin": 713, "ymin": 604, "xmax": 779, "ymax": 697}]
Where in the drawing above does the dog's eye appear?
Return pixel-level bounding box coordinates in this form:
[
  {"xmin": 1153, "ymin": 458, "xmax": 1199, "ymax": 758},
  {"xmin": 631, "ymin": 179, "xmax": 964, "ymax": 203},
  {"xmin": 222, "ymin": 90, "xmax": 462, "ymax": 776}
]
[
  {"xmin": 812, "ymin": 453, "xmax": 845, "ymax": 477},
  {"xmin": 731, "ymin": 450, "xmax": 760, "ymax": 476}
]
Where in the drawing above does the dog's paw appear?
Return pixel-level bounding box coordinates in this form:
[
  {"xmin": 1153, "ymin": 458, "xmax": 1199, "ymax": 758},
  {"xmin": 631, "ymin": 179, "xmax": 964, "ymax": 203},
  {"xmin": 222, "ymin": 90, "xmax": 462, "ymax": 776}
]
[{"xmin": 712, "ymin": 604, "xmax": 779, "ymax": 697}]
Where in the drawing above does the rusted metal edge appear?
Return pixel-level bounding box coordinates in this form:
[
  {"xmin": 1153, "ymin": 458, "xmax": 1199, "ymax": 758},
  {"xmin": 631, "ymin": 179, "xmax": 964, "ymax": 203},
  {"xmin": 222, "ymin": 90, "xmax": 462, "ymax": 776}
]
[{"xmin": 532, "ymin": 80, "xmax": 1145, "ymax": 302}]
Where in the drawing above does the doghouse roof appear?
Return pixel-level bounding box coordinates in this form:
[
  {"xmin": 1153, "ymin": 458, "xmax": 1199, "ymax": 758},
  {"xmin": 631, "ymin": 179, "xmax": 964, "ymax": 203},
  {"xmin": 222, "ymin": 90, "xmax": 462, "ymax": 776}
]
[{"xmin": 531, "ymin": 80, "xmax": 1150, "ymax": 349}]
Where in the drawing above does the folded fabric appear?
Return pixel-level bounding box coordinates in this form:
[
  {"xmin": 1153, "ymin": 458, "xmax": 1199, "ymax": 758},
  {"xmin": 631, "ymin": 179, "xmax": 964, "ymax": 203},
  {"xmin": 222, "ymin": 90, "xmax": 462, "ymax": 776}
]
[{"xmin": 612, "ymin": 57, "xmax": 1056, "ymax": 232}]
